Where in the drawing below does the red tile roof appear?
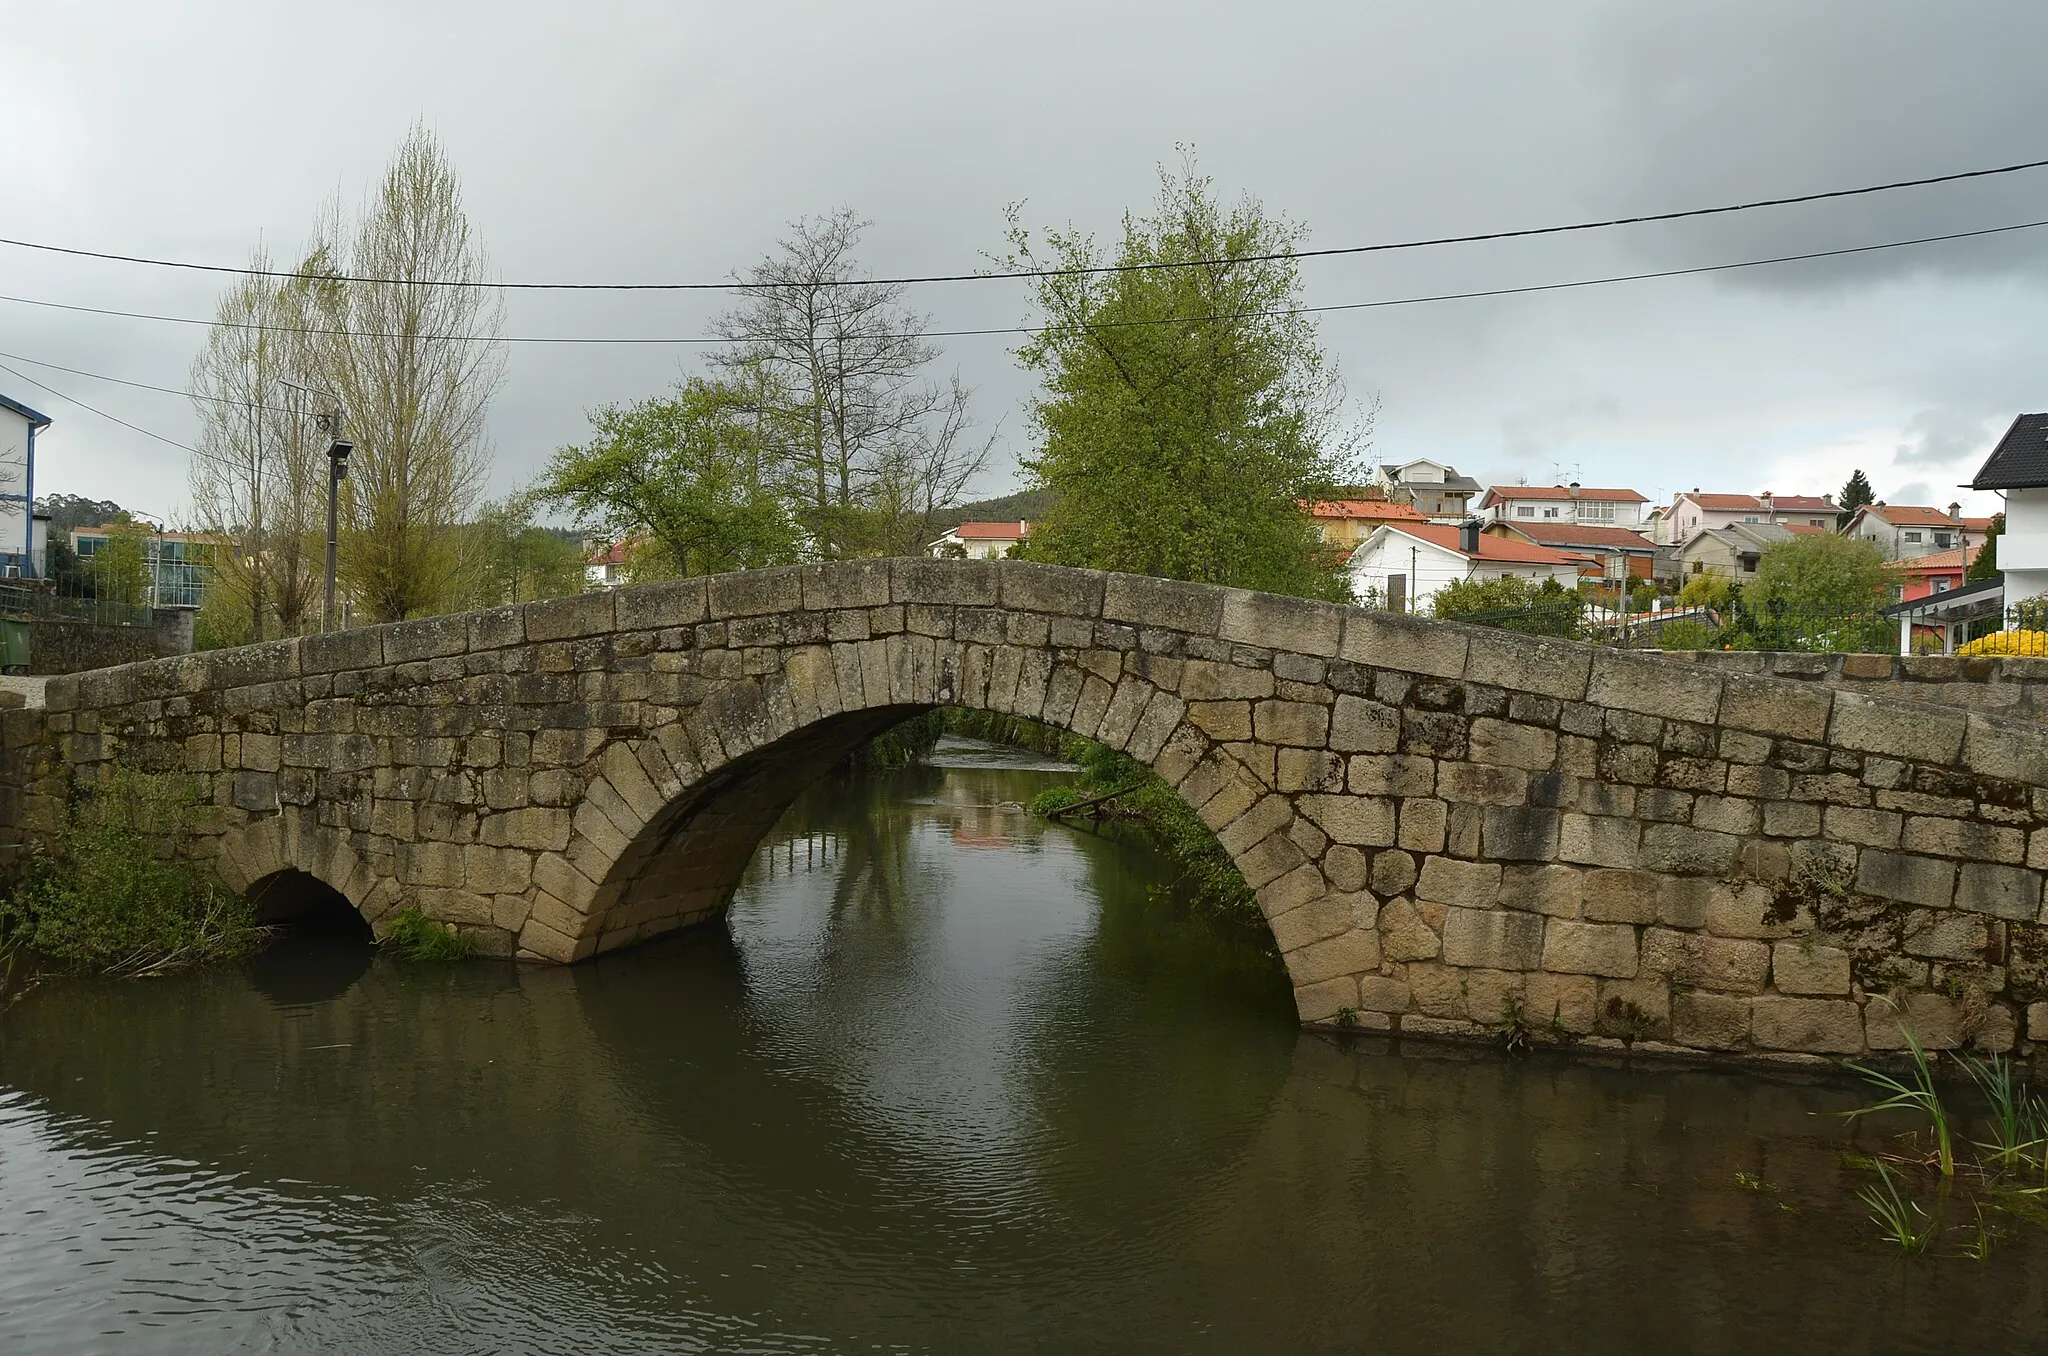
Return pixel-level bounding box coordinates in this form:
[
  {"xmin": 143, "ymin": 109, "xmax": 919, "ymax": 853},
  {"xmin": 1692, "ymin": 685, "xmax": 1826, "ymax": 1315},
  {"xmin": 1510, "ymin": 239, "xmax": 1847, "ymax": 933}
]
[
  {"xmin": 1894, "ymin": 548, "xmax": 1970, "ymax": 574},
  {"xmin": 952, "ymin": 521, "xmax": 1031, "ymax": 539},
  {"xmin": 1497, "ymin": 524, "xmax": 1657, "ymax": 550},
  {"xmin": 1384, "ymin": 522, "xmax": 1582, "ymax": 564},
  {"xmin": 1863, "ymin": 504, "xmax": 1994, "ymax": 531},
  {"xmin": 1479, "ymin": 485, "xmax": 1648, "ymax": 504},
  {"xmin": 1675, "ymin": 492, "xmax": 1837, "ymax": 513}
]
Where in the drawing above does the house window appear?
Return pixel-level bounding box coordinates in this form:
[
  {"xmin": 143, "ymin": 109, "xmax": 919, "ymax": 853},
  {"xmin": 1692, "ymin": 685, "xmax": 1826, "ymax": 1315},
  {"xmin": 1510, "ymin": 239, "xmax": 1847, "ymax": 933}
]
[
  {"xmin": 1933, "ymin": 578, "xmax": 1952, "ymax": 593},
  {"xmin": 1542, "ymin": 507, "xmax": 1559, "ymax": 519},
  {"xmin": 1743, "ymin": 515, "xmax": 1759, "ymax": 523},
  {"xmin": 1904, "ymin": 531, "xmax": 1922, "ymax": 544},
  {"xmin": 1739, "ymin": 554, "xmax": 1760, "ymax": 572},
  {"xmin": 1579, "ymin": 501, "xmax": 1615, "ymax": 522},
  {"xmin": 1934, "ymin": 532, "xmax": 1952, "ymax": 549},
  {"xmin": 1810, "ymin": 519, "xmax": 1827, "ymax": 527},
  {"xmin": 1516, "ymin": 505, "xmax": 1535, "ymax": 518},
  {"xmin": 1690, "ymin": 561, "xmax": 1703, "ymax": 574}
]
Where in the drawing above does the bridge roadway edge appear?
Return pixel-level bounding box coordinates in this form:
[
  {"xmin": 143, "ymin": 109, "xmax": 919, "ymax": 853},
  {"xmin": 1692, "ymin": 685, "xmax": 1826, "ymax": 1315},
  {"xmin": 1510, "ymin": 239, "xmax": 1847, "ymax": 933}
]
[{"xmin": 10, "ymin": 557, "xmax": 2048, "ymax": 1066}]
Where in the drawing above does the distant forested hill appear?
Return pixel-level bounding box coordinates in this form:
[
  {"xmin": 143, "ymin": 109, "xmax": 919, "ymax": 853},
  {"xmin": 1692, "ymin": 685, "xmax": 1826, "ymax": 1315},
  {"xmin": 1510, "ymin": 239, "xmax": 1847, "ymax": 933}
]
[
  {"xmin": 37, "ymin": 494, "xmax": 133, "ymax": 534},
  {"xmin": 930, "ymin": 488, "xmax": 1053, "ymax": 532}
]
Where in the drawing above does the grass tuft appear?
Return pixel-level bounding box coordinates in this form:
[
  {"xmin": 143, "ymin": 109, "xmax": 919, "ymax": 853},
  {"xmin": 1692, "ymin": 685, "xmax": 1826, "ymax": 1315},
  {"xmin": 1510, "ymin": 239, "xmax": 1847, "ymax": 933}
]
[{"xmin": 380, "ymin": 908, "xmax": 475, "ymax": 961}]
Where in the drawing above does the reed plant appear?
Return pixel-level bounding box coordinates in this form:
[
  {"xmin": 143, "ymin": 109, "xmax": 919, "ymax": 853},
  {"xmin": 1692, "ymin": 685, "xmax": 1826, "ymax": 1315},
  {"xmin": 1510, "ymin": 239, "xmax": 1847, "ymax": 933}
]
[
  {"xmin": 1841, "ymin": 1025, "xmax": 1954, "ymax": 1176},
  {"xmin": 1858, "ymin": 1161, "xmax": 1936, "ymax": 1253}
]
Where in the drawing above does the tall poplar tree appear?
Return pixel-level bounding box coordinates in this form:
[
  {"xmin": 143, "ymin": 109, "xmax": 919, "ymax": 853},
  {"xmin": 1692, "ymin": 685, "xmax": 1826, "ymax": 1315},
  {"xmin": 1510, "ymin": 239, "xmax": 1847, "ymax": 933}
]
[{"xmin": 315, "ymin": 124, "xmax": 505, "ymax": 621}]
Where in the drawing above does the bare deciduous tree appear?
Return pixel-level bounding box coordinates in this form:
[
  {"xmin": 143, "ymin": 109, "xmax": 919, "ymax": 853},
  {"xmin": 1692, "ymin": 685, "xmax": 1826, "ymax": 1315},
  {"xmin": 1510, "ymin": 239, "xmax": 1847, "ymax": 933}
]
[
  {"xmin": 314, "ymin": 124, "xmax": 505, "ymax": 621},
  {"xmin": 713, "ymin": 209, "xmax": 992, "ymax": 558},
  {"xmin": 189, "ymin": 249, "xmax": 329, "ymax": 640}
]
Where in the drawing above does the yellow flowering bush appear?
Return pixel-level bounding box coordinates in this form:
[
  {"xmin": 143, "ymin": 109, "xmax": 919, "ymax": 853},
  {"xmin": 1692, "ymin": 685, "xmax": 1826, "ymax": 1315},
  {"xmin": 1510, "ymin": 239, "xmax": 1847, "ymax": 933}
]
[{"xmin": 1956, "ymin": 630, "xmax": 2048, "ymax": 658}]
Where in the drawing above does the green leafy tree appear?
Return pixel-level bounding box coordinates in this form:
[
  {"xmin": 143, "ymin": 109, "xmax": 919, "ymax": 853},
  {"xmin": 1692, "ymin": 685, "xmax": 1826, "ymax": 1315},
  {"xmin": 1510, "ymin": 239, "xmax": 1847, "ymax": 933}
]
[
  {"xmin": 1749, "ymin": 533, "xmax": 1890, "ymax": 612},
  {"xmin": 86, "ymin": 525, "xmax": 152, "ymax": 608},
  {"xmin": 1003, "ymin": 155, "xmax": 1367, "ymax": 599},
  {"xmin": 534, "ymin": 378, "xmax": 803, "ymax": 579},
  {"xmin": 462, "ymin": 500, "xmax": 588, "ymax": 607},
  {"xmin": 1970, "ymin": 512, "xmax": 2004, "ymax": 581}
]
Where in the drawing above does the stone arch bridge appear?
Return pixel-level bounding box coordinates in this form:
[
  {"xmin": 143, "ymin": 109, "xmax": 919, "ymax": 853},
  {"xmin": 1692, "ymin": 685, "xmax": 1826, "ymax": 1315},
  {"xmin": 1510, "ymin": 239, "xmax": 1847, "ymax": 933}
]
[{"xmin": 12, "ymin": 558, "xmax": 2048, "ymax": 1062}]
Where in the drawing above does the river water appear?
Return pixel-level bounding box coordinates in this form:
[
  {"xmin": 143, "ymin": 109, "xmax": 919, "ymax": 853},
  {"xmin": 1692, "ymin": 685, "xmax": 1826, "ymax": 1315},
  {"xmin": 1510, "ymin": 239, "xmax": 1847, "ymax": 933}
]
[{"xmin": 1, "ymin": 736, "xmax": 2044, "ymax": 1353}]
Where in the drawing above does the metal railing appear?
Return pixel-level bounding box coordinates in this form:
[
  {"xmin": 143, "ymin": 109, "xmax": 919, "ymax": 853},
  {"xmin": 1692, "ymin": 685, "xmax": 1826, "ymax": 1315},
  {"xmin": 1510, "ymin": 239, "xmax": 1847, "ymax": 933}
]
[
  {"xmin": 1446, "ymin": 597, "xmax": 2048, "ymax": 655},
  {"xmin": 0, "ymin": 584, "xmax": 154, "ymax": 628}
]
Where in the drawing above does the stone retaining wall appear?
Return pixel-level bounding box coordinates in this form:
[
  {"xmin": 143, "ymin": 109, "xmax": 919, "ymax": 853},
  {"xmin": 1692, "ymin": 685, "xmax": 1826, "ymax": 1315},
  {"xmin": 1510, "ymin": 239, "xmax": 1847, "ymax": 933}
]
[
  {"xmin": 12, "ymin": 560, "xmax": 2048, "ymax": 1068},
  {"xmin": 1659, "ymin": 648, "xmax": 2048, "ymax": 719}
]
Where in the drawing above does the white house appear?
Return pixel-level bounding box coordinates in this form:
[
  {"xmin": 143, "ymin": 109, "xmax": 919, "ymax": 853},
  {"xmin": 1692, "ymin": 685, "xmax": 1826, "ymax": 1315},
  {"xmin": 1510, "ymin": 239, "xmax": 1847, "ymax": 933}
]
[
  {"xmin": 1972, "ymin": 413, "xmax": 2048, "ymax": 610},
  {"xmin": 585, "ymin": 538, "xmax": 633, "ymax": 589},
  {"xmin": 1374, "ymin": 459, "xmax": 1481, "ymax": 522},
  {"xmin": 928, "ymin": 521, "xmax": 1030, "ymax": 560},
  {"xmin": 0, "ymin": 392, "xmax": 50, "ymax": 579},
  {"xmin": 1348, "ymin": 520, "xmax": 1584, "ymax": 614},
  {"xmin": 1655, "ymin": 490, "xmax": 1838, "ymax": 545},
  {"xmin": 1842, "ymin": 501, "xmax": 1995, "ymax": 561},
  {"xmin": 1478, "ymin": 484, "xmax": 1650, "ymax": 530}
]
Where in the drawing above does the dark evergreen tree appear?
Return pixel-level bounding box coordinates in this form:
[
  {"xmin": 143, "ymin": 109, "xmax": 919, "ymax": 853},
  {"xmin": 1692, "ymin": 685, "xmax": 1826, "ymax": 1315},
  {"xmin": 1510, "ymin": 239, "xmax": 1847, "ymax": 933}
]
[{"xmin": 1970, "ymin": 512, "xmax": 2004, "ymax": 581}]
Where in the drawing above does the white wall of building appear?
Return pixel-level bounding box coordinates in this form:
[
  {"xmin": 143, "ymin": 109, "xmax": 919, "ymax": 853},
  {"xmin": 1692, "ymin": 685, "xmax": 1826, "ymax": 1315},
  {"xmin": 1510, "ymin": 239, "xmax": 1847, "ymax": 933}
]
[
  {"xmin": 1349, "ymin": 530, "xmax": 1579, "ymax": 613},
  {"xmin": 1998, "ymin": 488, "xmax": 2048, "ymax": 610}
]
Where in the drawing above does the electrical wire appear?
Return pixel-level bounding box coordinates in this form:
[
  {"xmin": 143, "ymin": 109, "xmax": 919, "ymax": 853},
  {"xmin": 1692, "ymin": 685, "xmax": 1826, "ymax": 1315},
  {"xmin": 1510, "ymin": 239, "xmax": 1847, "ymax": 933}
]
[
  {"xmin": 0, "ymin": 348, "xmax": 300, "ymax": 418},
  {"xmin": 5, "ymin": 155, "xmax": 2047, "ymax": 291},
  {"xmin": 0, "ymin": 358, "xmax": 204, "ymax": 455},
  {"xmin": 2, "ymin": 215, "xmax": 2043, "ymax": 348}
]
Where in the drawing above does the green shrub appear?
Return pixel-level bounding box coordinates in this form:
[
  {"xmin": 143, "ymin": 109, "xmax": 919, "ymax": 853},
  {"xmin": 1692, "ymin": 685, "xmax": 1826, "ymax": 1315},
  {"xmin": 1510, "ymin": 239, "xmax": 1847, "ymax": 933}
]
[
  {"xmin": 1030, "ymin": 740, "xmax": 1260, "ymax": 923},
  {"xmin": 379, "ymin": 907, "xmax": 475, "ymax": 961},
  {"xmin": 1657, "ymin": 619, "xmax": 1717, "ymax": 651},
  {"xmin": 1029, "ymin": 786, "xmax": 1082, "ymax": 816},
  {"xmin": 0, "ymin": 767, "xmax": 263, "ymax": 975}
]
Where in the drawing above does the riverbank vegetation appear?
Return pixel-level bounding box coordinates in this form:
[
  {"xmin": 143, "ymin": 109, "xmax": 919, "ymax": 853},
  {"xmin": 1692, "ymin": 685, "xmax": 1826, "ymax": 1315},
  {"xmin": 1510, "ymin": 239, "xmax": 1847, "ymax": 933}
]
[
  {"xmin": 1835, "ymin": 1024, "xmax": 2048, "ymax": 1256},
  {"xmin": 946, "ymin": 713, "xmax": 1259, "ymax": 925},
  {"xmin": 0, "ymin": 768, "xmax": 265, "ymax": 977}
]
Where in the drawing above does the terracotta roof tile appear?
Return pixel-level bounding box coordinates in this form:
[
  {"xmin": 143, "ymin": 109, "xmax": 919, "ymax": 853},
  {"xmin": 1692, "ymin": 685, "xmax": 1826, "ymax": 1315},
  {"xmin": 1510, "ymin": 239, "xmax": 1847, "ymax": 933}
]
[
  {"xmin": 1479, "ymin": 485, "xmax": 1647, "ymax": 504},
  {"xmin": 1384, "ymin": 522, "xmax": 1583, "ymax": 564}
]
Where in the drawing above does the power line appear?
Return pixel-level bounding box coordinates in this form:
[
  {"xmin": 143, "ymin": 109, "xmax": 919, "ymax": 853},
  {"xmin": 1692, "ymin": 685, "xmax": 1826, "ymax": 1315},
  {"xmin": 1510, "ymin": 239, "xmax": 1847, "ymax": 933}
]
[
  {"xmin": 2, "ymin": 215, "xmax": 2044, "ymax": 349},
  {"xmin": 0, "ymin": 358, "xmax": 204, "ymax": 456},
  {"xmin": 5, "ymin": 155, "xmax": 2048, "ymax": 292},
  {"xmin": 0, "ymin": 348, "xmax": 301, "ymax": 418}
]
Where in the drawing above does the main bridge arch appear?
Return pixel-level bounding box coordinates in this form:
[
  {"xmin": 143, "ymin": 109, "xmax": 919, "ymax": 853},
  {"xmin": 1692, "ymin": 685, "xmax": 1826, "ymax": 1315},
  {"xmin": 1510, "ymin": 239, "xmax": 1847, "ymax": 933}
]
[{"xmin": 23, "ymin": 558, "xmax": 2048, "ymax": 1061}]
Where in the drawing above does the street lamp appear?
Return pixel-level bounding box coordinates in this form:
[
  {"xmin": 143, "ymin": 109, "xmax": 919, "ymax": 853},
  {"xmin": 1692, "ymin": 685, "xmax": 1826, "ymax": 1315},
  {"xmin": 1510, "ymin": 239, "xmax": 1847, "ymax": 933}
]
[{"xmin": 324, "ymin": 438, "xmax": 353, "ymax": 633}]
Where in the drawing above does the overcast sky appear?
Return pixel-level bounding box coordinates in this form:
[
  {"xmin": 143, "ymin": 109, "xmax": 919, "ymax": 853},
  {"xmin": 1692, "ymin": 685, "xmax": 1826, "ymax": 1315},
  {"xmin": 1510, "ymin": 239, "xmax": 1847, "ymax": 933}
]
[{"xmin": 7, "ymin": 0, "xmax": 2048, "ymax": 526}]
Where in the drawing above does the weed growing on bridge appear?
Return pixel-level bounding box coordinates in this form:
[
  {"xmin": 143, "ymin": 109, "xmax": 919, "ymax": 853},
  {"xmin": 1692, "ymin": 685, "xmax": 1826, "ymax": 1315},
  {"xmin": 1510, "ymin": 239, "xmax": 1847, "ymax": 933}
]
[
  {"xmin": 380, "ymin": 908, "xmax": 475, "ymax": 961},
  {"xmin": 0, "ymin": 767, "xmax": 264, "ymax": 976}
]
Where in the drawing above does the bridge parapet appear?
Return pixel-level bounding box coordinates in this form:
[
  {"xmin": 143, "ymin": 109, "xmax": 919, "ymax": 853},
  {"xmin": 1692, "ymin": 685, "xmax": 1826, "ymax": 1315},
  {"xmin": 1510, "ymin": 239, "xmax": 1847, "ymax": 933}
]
[
  {"xmin": 1657, "ymin": 647, "xmax": 2048, "ymax": 719},
  {"xmin": 11, "ymin": 557, "xmax": 2048, "ymax": 1064}
]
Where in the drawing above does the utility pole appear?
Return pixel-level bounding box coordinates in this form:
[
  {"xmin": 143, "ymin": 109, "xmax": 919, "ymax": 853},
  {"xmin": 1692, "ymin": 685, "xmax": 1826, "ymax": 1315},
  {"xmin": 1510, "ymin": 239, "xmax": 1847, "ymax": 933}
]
[{"xmin": 317, "ymin": 410, "xmax": 352, "ymax": 633}]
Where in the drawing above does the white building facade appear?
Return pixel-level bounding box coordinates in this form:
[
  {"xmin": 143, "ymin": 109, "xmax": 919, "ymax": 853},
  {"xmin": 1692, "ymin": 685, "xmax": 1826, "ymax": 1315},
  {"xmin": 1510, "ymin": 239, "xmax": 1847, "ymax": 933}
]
[
  {"xmin": 1478, "ymin": 485, "xmax": 1650, "ymax": 530},
  {"xmin": 1348, "ymin": 521, "xmax": 1583, "ymax": 614},
  {"xmin": 1973, "ymin": 415, "xmax": 2048, "ymax": 611},
  {"xmin": 928, "ymin": 521, "xmax": 1030, "ymax": 560},
  {"xmin": 0, "ymin": 392, "xmax": 50, "ymax": 579}
]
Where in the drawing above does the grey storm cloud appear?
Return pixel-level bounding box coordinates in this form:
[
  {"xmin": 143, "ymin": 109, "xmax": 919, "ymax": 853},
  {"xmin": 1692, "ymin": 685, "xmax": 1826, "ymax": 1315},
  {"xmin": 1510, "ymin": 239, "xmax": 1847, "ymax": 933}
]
[{"xmin": 3, "ymin": 0, "xmax": 2044, "ymax": 523}]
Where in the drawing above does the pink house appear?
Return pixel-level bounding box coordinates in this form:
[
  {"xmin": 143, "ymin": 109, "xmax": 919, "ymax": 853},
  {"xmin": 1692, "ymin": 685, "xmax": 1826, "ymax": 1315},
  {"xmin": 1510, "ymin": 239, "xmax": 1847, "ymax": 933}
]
[{"xmin": 1656, "ymin": 491, "xmax": 1838, "ymax": 545}]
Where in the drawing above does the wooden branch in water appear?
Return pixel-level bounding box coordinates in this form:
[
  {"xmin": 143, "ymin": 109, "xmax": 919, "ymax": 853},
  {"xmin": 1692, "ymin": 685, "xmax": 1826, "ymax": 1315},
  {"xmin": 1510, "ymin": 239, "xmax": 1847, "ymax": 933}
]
[{"xmin": 1043, "ymin": 782, "xmax": 1145, "ymax": 819}]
